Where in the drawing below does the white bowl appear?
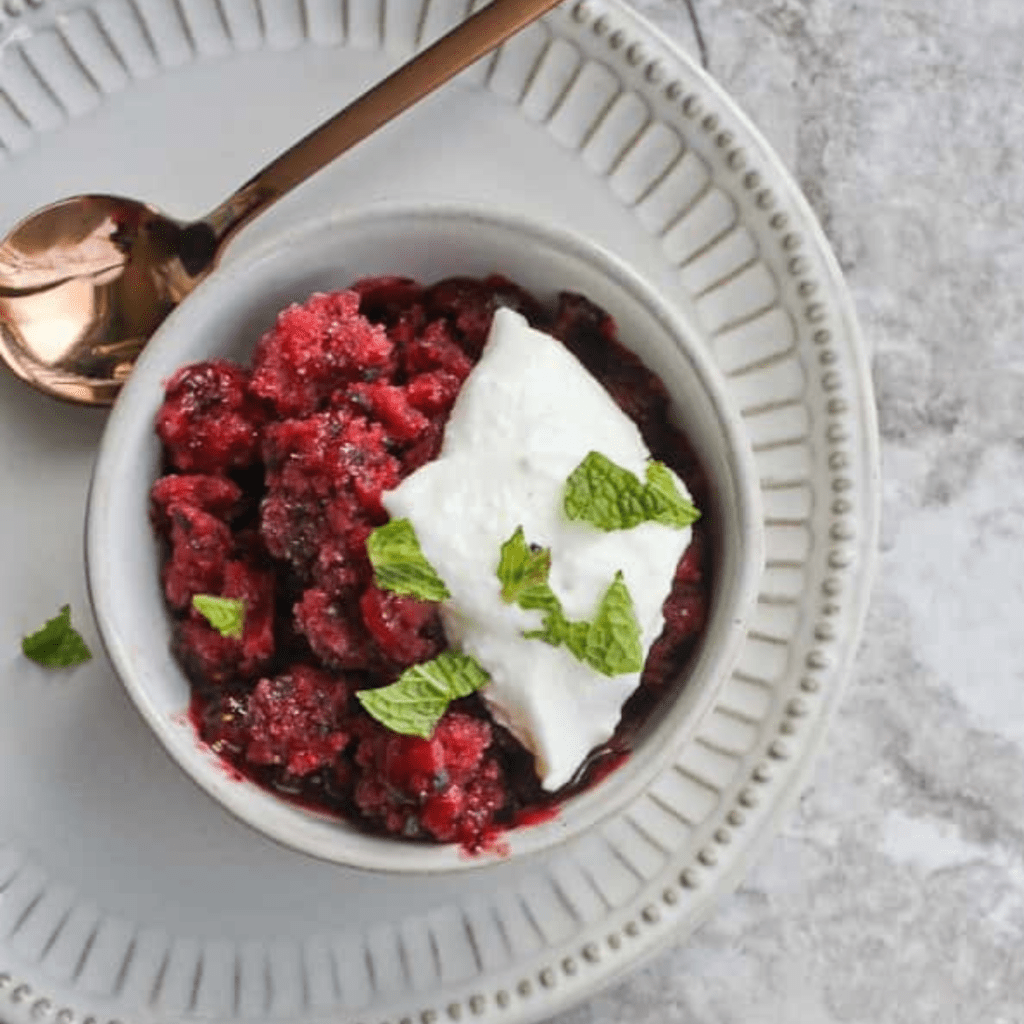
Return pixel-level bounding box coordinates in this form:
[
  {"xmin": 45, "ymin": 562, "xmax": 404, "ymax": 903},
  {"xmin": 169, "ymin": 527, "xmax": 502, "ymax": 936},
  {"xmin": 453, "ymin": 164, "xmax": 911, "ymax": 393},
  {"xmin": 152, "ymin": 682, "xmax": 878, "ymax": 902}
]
[{"xmin": 86, "ymin": 203, "xmax": 764, "ymax": 873}]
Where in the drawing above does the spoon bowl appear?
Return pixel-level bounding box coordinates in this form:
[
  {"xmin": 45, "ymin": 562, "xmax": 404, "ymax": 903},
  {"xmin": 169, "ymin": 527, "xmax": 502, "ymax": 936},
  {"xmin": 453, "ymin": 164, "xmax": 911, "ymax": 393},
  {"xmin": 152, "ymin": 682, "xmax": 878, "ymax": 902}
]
[
  {"xmin": 0, "ymin": 197, "xmax": 211, "ymax": 404},
  {"xmin": 0, "ymin": 0, "xmax": 562, "ymax": 406}
]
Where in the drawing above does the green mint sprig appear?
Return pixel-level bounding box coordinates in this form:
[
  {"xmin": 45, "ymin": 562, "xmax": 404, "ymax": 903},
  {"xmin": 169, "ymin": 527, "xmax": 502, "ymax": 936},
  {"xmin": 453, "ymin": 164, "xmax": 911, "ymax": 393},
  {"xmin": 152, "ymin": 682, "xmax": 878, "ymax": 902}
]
[
  {"xmin": 495, "ymin": 526, "xmax": 560, "ymax": 614},
  {"xmin": 496, "ymin": 528, "xmax": 643, "ymax": 677},
  {"xmin": 564, "ymin": 452, "xmax": 700, "ymax": 531},
  {"xmin": 356, "ymin": 651, "xmax": 490, "ymax": 739},
  {"xmin": 367, "ymin": 518, "xmax": 451, "ymax": 602},
  {"xmin": 193, "ymin": 595, "xmax": 246, "ymax": 638},
  {"xmin": 22, "ymin": 605, "xmax": 92, "ymax": 668}
]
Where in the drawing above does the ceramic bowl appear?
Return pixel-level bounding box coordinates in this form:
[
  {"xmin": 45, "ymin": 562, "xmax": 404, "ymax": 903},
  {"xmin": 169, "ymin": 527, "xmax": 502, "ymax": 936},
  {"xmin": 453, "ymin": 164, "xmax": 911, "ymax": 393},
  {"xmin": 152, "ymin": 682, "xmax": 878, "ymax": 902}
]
[{"xmin": 86, "ymin": 203, "xmax": 764, "ymax": 872}]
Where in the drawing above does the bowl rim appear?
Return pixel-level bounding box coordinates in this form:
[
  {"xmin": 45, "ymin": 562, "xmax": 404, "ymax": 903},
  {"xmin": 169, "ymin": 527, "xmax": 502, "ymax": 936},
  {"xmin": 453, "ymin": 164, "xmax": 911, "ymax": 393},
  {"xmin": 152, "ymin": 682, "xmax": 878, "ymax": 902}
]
[{"xmin": 86, "ymin": 199, "xmax": 765, "ymax": 874}]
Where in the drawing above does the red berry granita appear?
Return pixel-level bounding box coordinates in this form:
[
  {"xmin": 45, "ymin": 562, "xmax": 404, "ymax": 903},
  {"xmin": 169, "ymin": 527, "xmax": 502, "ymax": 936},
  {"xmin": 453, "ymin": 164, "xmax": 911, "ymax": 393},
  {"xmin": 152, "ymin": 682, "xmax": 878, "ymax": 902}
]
[{"xmin": 152, "ymin": 275, "xmax": 712, "ymax": 852}]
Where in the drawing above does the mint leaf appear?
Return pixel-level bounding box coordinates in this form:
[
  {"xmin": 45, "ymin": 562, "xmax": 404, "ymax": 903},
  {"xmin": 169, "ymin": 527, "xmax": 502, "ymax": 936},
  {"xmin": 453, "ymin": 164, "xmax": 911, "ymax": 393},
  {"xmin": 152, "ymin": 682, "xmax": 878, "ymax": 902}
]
[
  {"xmin": 525, "ymin": 576, "xmax": 642, "ymax": 677},
  {"xmin": 22, "ymin": 605, "xmax": 92, "ymax": 668},
  {"xmin": 496, "ymin": 527, "xmax": 560, "ymax": 613},
  {"xmin": 503, "ymin": 527, "xmax": 643, "ymax": 678},
  {"xmin": 643, "ymin": 462, "xmax": 702, "ymax": 528},
  {"xmin": 193, "ymin": 595, "xmax": 245, "ymax": 639},
  {"xmin": 564, "ymin": 451, "xmax": 700, "ymax": 531},
  {"xmin": 367, "ymin": 518, "xmax": 451, "ymax": 602},
  {"xmin": 356, "ymin": 651, "xmax": 490, "ymax": 739},
  {"xmin": 564, "ymin": 452, "xmax": 648, "ymax": 530},
  {"xmin": 582, "ymin": 571, "xmax": 643, "ymax": 676},
  {"xmin": 524, "ymin": 608, "xmax": 590, "ymax": 661}
]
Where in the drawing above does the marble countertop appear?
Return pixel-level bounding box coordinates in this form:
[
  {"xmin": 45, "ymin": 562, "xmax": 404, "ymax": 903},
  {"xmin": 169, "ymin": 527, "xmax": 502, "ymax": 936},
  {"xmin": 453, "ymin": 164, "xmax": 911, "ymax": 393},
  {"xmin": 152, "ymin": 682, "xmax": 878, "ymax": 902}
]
[{"xmin": 549, "ymin": 1, "xmax": 1024, "ymax": 1022}]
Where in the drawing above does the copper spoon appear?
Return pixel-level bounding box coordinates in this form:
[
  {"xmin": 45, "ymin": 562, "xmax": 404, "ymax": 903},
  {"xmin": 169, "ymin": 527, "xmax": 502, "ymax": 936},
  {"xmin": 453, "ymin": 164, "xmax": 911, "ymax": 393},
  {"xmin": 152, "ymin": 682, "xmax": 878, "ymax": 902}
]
[{"xmin": 0, "ymin": 0, "xmax": 562, "ymax": 406}]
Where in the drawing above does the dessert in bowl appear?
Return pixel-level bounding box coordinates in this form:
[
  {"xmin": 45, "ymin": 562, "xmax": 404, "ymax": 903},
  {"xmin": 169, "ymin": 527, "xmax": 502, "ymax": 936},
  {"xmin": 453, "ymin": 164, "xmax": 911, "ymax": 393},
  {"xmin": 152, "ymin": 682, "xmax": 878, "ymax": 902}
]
[{"xmin": 86, "ymin": 203, "xmax": 763, "ymax": 872}]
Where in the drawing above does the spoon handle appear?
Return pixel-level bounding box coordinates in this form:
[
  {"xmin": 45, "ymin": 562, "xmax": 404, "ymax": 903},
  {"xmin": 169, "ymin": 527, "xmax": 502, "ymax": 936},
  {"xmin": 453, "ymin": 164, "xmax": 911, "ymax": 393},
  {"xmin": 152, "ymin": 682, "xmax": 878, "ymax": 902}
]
[{"xmin": 202, "ymin": 0, "xmax": 564, "ymax": 245}]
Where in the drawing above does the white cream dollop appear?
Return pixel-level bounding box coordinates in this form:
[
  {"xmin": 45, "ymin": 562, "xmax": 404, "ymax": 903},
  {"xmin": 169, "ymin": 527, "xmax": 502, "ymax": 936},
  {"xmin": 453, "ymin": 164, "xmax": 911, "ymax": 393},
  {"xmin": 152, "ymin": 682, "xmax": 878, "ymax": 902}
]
[{"xmin": 382, "ymin": 308, "xmax": 692, "ymax": 790}]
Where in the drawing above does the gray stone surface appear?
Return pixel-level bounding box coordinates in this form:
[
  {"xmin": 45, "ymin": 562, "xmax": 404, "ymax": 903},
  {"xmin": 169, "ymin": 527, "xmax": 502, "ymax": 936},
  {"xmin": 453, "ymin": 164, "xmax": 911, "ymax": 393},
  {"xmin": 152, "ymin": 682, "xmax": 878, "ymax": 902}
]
[{"xmin": 548, "ymin": 1, "xmax": 1024, "ymax": 1021}]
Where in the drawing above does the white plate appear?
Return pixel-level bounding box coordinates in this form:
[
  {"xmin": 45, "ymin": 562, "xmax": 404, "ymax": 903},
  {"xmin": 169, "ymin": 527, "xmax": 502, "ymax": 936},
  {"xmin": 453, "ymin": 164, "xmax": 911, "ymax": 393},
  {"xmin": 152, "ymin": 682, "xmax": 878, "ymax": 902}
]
[{"xmin": 0, "ymin": 3, "xmax": 879, "ymax": 1024}]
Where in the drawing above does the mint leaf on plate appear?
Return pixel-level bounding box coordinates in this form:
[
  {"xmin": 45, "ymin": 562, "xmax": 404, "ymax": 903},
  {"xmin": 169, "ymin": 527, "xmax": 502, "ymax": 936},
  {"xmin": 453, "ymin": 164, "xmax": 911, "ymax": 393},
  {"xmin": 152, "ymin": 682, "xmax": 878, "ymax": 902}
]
[
  {"xmin": 193, "ymin": 595, "xmax": 246, "ymax": 639},
  {"xmin": 356, "ymin": 651, "xmax": 490, "ymax": 739},
  {"xmin": 367, "ymin": 518, "xmax": 451, "ymax": 602},
  {"xmin": 22, "ymin": 604, "xmax": 92, "ymax": 668},
  {"xmin": 564, "ymin": 451, "xmax": 700, "ymax": 531}
]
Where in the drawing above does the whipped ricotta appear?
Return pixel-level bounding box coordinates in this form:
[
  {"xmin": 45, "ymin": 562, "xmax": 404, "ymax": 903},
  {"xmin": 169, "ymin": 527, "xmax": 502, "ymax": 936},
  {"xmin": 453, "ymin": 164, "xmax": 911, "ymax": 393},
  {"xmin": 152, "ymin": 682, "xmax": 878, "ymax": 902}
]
[{"xmin": 382, "ymin": 308, "xmax": 693, "ymax": 791}]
